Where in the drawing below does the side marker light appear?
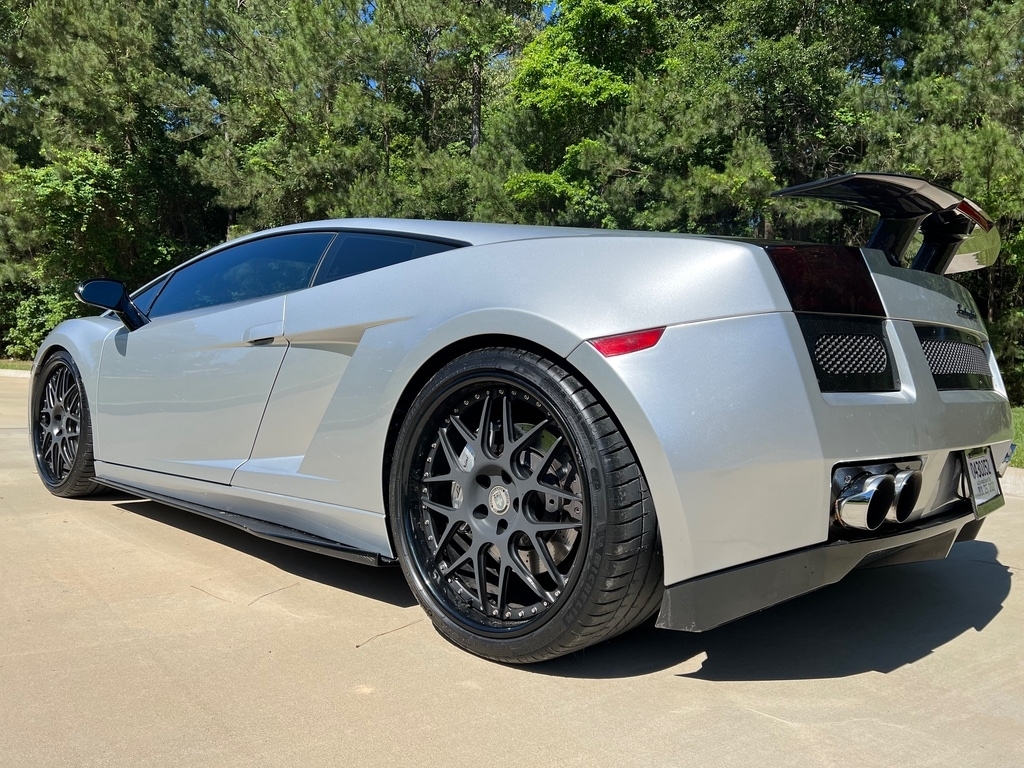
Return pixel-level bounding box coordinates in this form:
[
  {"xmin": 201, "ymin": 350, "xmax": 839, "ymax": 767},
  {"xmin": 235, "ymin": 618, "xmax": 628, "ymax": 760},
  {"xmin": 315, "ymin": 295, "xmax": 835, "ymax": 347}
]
[{"xmin": 589, "ymin": 328, "xmax": 666, "ymax": 357}]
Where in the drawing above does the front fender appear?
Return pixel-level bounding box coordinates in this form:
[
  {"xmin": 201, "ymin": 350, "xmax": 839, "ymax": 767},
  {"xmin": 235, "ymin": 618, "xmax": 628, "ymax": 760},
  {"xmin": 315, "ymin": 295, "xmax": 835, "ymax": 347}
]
[{"xmin": 32, "ymin": 318, "xmax": 121, "ymax": 457}]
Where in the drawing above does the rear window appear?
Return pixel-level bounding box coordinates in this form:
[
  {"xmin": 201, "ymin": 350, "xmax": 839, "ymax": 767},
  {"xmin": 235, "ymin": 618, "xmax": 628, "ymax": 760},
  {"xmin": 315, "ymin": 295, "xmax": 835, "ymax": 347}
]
[{"xmin": 312, "ymin": 233, "xmax": 456, "ymax": 285}]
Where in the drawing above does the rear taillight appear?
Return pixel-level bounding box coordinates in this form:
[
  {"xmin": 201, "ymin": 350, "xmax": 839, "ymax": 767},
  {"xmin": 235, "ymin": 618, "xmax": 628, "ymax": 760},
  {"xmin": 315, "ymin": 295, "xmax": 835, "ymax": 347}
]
[
  {"xmin": 766, "ymin": 244, "xmax": 897, "ymax": 393},
  {"xmin": 765, "ymin": 244, "xmax": 885, "ymax": 316}
]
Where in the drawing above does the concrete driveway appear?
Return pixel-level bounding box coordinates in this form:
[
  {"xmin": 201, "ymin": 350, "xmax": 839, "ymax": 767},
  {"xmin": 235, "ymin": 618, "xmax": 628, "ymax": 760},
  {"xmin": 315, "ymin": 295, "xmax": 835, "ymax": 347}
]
[{"xmin": 1, "ymin": 372, "xmax": 1022, "ymax": 767}]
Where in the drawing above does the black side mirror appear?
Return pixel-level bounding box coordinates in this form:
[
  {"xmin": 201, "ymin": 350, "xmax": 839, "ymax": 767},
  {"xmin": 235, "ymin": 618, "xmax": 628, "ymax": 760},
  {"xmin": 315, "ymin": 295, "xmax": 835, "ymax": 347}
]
[{"xmin": 75, "ymin": 278, "xmax": 149, "ymax": 331}]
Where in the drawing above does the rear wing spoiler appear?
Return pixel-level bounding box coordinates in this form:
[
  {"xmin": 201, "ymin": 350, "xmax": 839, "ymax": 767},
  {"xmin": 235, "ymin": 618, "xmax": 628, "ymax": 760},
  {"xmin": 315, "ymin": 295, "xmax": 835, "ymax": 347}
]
[{"xmin": 772, "ymin": 173, "xmax": 1000, "ymax": 274}]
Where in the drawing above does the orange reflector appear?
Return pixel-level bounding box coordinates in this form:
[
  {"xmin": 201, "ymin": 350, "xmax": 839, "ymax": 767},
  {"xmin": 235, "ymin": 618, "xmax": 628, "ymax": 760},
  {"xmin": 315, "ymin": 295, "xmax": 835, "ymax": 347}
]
[{"xmin": 589, "ymin": 328, "xmax": 666, "ymax": 357}]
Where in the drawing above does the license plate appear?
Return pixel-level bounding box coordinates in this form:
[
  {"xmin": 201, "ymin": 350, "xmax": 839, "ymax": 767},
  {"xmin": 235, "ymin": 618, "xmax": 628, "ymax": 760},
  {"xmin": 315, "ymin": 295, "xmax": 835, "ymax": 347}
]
[{"xmin": 964, "ymin": 447, "xmax": 1004, "ymax": 517}]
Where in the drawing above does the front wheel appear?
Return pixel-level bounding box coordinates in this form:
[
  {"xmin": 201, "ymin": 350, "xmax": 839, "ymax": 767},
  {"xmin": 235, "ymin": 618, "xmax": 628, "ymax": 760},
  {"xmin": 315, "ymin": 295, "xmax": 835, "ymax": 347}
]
[
  {"xmin": 388, "ymin": 348, "xmax": 662, "ymax": 663},
  {"xmin": 31, "ymin": 350, "xmax": 103, "ymax": 498}
]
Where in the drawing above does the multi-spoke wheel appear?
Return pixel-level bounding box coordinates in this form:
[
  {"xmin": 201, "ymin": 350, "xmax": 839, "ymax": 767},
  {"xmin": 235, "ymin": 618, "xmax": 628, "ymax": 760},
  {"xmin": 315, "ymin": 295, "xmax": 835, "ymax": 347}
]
[
  {"xmin": 31, "ymin": 351, "xmax": 102, "ymax": 497},
  {"xmin": 389, "ymin": 348, "xmax": 662, "ymax": 663}
]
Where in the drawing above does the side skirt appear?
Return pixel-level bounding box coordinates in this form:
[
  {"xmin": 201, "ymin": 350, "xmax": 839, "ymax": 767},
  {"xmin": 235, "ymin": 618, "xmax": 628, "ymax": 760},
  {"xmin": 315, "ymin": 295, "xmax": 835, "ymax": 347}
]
[{"xmin": 97, "ymin": 477, "xmax": 395, "ymax": 567}]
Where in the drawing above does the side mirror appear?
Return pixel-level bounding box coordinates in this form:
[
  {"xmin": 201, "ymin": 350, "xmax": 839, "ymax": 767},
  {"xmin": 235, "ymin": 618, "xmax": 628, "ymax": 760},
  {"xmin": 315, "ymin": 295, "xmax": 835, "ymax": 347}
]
[{"xmin": 75, "ymin": 278, "xmax": 149, "ymax": 331}]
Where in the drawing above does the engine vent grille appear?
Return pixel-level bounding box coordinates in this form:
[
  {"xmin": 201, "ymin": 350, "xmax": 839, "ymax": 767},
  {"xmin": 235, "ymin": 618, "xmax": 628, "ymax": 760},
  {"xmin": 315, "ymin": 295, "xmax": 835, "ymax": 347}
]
[
  {"xmin": 920, "ymin": 339, "xmax": 991, "ymax": 377},
  {"xmin": 916, "ymin": 326, "xmax": 993, "ymax": 390},
  {"xmin": 798, "ymin": 315, "xmax": 898, "ymax": 392},
  {"xmin": 814, "ymin": 333, "xmax": 888, "ymax": 375}
]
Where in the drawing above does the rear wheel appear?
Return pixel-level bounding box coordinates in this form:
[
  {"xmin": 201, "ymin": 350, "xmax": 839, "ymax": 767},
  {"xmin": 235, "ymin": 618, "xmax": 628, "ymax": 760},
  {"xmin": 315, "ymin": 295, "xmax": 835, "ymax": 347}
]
[
  {"xmin": 31, "ymin": 350, "xmax": 103, "ymax": 498},
  {"xmin": 388, "ymin": 348, "xmax": 662, "ymax": 663}
]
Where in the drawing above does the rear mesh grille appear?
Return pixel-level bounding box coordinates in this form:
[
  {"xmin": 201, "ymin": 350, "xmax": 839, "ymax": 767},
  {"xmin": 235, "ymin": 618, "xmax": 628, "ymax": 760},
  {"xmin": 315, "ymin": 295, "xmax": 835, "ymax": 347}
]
[
  {"xmin": 814, "ymin": 334, "xmax": 888, "ymax": 375},
  {"xmin": 915, "ymin": 326, "xmax": 993, "ymax": 390},
  {"xmin": 920, "ymin": 339, "xmax": 991, "ymax": 377},
  {"xmin": 798, "ymin": 315, "xmax": 898, "ymax": 392}
]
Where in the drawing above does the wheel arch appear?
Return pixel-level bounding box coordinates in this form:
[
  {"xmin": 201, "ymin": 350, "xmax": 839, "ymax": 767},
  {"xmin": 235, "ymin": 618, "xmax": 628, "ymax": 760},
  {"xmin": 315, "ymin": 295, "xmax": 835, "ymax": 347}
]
[
  {"xmin": 378, "ymin": 333, "xmax": 669, "ymax": 564},
  {"xmin": 380, "ymin": 340, "xmax": 666, "ymax": 659},
  {"xmin": 381, "ymin": 334, "xmax": 567, "ymax": 527},
  {"xmin": 31, "ymin": 319, "xmax": 120, "ymax": 457}
]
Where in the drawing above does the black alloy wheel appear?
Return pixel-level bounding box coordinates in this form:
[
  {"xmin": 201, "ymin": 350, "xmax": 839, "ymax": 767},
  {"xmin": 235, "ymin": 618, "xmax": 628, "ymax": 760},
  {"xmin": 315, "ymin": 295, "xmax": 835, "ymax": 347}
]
[
  {"xmin": 31, "ymin": 351, "xmax": 102, "ymax": 497},
  {"xmin": 389, "ymin": 348, "xmax": 663, "ymax": 663}
]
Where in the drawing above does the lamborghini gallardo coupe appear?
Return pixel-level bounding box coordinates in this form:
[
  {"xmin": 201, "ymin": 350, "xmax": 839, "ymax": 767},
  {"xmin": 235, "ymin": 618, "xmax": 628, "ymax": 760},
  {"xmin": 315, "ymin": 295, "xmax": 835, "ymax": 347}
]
[{"xmin": 29, "ymin": 173, "xmax": 1013, "ymax": 662}]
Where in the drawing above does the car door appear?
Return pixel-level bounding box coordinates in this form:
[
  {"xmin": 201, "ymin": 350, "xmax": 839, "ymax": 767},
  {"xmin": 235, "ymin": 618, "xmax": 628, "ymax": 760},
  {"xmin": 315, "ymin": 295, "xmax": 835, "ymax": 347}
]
[
  {"xmin": 230, "ymin": 232, "xmax": 456, "ymax": 501},
  {"xmin": 93, "ymin": 231, "xmax": 336, "ymax": 484}
]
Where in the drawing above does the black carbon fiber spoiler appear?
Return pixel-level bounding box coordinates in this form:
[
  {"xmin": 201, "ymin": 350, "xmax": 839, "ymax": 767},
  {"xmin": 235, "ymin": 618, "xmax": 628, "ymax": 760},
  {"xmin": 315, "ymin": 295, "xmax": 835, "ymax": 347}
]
[{"xmin": 772, "ymin": 173, "xmax": 1000, "ymax": 274}]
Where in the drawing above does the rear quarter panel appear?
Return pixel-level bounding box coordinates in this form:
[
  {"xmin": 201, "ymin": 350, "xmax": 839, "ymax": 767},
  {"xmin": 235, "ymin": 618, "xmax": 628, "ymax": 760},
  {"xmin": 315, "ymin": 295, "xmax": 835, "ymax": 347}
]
[{"xmin": 244, "ymin": 235, "xmax": 790, "ymax": 533}]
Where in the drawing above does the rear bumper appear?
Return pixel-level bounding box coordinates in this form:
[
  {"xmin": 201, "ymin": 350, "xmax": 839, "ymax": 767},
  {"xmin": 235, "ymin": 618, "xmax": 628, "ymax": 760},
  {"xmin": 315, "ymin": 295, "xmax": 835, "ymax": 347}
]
[
  {"xmin": 656, "ymin": 505, "xmax": 987, "ymax": 631},
  {"xmin": 568, "ymin": 311, "xmax": 1012, "ymax": 586}
]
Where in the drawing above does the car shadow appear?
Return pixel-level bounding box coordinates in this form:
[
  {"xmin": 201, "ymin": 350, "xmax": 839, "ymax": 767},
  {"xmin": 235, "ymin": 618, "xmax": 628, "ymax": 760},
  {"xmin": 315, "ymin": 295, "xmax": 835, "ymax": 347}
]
[
  {"xmin": 101, "ymin": 495, "xmax": 1014, "ymax": 678},
  {"xmin": 112, "ymin": 498, "xmax": 417, "ymax": 609},
  {"xmin": 535, "ymin": 539, "xmax": 1011, "ymax": 680}
]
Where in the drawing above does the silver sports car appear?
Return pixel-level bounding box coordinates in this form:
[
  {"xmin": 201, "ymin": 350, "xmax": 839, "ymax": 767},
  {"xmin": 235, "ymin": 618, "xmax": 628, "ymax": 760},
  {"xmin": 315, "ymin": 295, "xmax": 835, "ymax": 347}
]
[{"xmin": 30, "ymin": 172, "xmax": 1013, "ymax": 662}]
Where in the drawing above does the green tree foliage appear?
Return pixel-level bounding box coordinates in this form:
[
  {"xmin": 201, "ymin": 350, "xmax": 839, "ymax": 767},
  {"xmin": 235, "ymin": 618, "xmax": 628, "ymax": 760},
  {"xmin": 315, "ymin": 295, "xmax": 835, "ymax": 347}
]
[
  {"xmin": 498, "ymin": 0, "xmax": 915, "ymax": 231},
  {"xmin": 848, "ymin": 1, "xmax": 1024, "ymax": 399},
  {"xmin": 1, "ymin": 0, "xmax": 1024, "ymax": 403},
  {"xmin": 164, "ymin": 0, "xmax": 538, "ymax": 230},
  {"xmin": 0, "ymin": 0, "xmax": 225, "ymax": 352}
]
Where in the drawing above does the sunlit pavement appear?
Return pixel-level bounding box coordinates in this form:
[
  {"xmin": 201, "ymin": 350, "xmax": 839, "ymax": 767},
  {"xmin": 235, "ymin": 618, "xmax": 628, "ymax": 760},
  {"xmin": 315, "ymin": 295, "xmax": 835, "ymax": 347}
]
[{"xmin": 2, "ymin": 375, "xmax": 1022, "ymax": 767}]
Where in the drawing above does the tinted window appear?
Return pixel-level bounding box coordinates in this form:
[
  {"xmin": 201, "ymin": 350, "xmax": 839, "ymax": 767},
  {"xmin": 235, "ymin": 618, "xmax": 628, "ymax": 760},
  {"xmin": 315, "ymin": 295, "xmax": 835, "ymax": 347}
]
[
  {"xmin": 149, "ymin": 232, "xmax": 335, "ymax": 319},
  {"xmin": 312, "ymin": 233, "xmax": 455, "ymax": 286},
  {"xmin": 131, "ymin": 276, "xmax": 169, "ymax": 316}
]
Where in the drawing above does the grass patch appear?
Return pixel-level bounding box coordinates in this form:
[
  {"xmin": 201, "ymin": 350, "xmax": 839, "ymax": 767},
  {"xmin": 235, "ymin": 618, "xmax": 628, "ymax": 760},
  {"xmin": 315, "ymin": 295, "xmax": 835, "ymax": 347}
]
[
  {"xmin": 1012, "ymin": 407, "xmax": 1024, "ymax": 469},
  {"xmin": 0, "ymin": 359, "xmax": 31, "ymax": 371}
]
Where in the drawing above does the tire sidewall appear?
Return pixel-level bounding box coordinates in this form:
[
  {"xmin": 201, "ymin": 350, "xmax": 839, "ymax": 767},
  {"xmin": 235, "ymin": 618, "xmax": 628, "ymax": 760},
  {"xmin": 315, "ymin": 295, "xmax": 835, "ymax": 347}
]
[
  {"xmin": 388, "ymin": 348, "xmax": 612, "ymax": 661},
  {"xmin": 30, "ymin": 350, "xmax": 95, "ymax": 496}
]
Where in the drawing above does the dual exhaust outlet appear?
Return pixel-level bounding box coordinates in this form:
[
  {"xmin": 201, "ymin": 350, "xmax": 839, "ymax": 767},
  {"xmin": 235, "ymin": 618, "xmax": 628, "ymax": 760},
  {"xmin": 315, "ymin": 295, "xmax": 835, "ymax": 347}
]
[{"xmin": 834, "ymin": 467, "xmax": 923, "ymax": 532}]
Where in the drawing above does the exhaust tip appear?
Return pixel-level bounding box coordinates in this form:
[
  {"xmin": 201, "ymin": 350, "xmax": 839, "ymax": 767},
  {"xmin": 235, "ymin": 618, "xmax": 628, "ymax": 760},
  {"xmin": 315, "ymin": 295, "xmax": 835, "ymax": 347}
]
[
  {"xmin": 887, "ymin": 469, "xmax": 923, "ymax": 524},
  {"xmin": 836, "ymin": 474, "xmax": 895, "ymax": 531}
]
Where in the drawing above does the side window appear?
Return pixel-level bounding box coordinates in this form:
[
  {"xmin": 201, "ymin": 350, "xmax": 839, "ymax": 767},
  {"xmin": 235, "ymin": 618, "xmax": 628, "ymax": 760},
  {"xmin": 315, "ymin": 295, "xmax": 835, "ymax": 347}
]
[
  {"xmin": 149, "ymin": 232, "xmax": 335, "ymax": 319},
  {"xmin": 312, "ymin": 233, "xmax": 456, "ymax": 286},
  {"xmin": 131, "ymin": 276, "xmax": 169, "ymax": 316}
]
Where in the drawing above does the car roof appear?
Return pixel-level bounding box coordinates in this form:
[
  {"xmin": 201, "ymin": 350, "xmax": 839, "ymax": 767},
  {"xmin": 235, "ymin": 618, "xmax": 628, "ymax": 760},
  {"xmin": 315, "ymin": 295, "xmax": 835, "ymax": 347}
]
[{"xmin": 218, "ymin": 218, "xmax": 724, "ymax": 250}]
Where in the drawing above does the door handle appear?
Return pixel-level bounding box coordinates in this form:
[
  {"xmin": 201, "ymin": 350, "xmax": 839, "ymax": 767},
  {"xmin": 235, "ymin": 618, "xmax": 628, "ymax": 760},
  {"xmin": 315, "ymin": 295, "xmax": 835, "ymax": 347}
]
[{"xmin": 243, "ymin": 321, "xmax": 284, "ymax": 345}]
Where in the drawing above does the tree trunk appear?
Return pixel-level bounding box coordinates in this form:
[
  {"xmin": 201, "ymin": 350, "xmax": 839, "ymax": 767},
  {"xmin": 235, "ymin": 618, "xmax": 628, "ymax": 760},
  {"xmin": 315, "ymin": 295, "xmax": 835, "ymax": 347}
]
[
  {"xmin": 471, "ymin": 58, "xmax": 482, "ymax": 150},
  {"xmin": 988, "ymin": 261, "xmax": 996, "ymax": 324}
]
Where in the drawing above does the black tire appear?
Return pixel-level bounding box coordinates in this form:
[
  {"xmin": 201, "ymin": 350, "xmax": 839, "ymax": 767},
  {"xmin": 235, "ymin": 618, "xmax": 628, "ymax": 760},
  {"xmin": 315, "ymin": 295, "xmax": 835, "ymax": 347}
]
[
  {"xmin": 30, "ymin": 350, "xmax": 104, "ymax": 498},
  {"xmin": 388, "ymin": 347, "xmax": 662, "ymax": 663}
]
